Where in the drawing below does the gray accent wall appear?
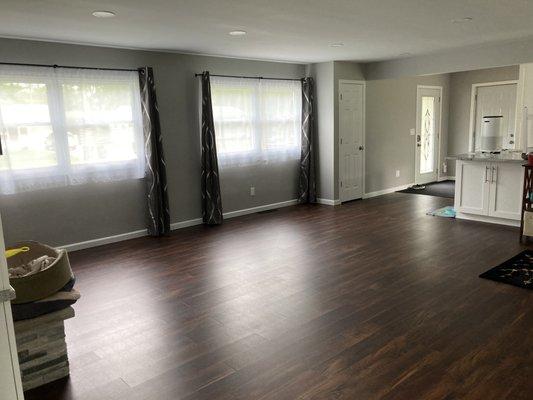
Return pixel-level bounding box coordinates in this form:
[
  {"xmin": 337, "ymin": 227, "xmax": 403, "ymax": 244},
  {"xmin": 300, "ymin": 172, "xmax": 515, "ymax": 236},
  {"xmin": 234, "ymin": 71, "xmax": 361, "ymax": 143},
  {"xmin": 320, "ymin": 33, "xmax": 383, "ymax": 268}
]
[
  {"xmin": 365, "ymin": 74, "xmax": 450, "ymax": 194},
  {"xmin": 308, "ymin": 62, "xmax": 335, "ymax": 201},
  {"xmin": 447, "ymin": 65, "xmax": 519, "ymax": 177},
  {"xmin": 307, "ymin": 61, "xmax": 365, "ymax": 202},
  {"xmin": 0, "ymin": 38, "xmax": 305, "ymax": 246}
]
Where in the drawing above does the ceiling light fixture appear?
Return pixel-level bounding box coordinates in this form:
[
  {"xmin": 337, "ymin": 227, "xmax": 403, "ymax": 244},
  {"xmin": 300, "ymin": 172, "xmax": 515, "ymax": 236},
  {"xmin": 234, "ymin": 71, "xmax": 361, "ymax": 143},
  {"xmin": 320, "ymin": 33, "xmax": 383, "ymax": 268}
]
[
  {"xmin": 330, "ymin": 43, "xmax": 344, "ymax": 47},
  {"xmin": 452, "ymin": 17, "xmax": 473, "ymax": 23},
  {"xmin": 229, "ymin": 30, "xmax": 247, "ymax": 36},
  {"xmin": 398, "ymin": 52, "xmax": 412, "ymax": 57},
  {"xmin": 92, "ymin": 10, "xmax": 116, "ymax": 18}
]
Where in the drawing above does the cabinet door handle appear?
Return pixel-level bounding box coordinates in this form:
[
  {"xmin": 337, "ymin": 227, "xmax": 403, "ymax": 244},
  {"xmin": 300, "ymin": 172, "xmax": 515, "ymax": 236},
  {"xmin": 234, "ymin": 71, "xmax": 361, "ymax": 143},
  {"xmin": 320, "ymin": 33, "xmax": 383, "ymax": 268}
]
[
  {"xmin": 485, "ymin": 166, "xmax": 490, "ymax": 183},
  {"xmin": 491, "ymin": 166, "xmax": 497, "ymax": 183}
]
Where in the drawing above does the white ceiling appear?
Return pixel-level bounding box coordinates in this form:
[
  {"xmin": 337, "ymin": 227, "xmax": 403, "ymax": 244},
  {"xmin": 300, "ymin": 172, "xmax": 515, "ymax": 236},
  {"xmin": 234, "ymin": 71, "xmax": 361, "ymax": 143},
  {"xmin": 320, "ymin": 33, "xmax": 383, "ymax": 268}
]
[{"xmin": 1, "ymin": 0, "xmax": 533, "ymax": 63}]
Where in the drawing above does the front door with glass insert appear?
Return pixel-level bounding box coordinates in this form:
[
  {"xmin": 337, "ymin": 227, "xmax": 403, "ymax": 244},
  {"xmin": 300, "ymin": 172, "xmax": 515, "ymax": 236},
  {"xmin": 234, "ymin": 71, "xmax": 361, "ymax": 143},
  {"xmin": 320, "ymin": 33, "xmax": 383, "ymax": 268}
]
[{"xmin": 415, "ymin": 86, "xmax": 441, "ymax": 185}]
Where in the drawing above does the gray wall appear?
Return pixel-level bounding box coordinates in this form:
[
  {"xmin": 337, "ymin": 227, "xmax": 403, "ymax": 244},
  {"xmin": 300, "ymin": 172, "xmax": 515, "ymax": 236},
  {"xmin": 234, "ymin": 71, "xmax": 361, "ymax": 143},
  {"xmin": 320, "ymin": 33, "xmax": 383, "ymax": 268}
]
[
  {"xmin": 0, "ymin": 38, "xmax": 305, "ymax": 246},
  {"xmin": 365, "ymin": 74, "xmax": 450, "ymax": 193},
  {"xmin": 308, "ymin": 62, "xmax": 335, "ymax": 201},
  {"xmin": 365, "ymin": 36, "xmax": 533, "ymax": 80},
  {"xmin": 447, "ymin": 65, "xmax": 519, "ymax": 176}
]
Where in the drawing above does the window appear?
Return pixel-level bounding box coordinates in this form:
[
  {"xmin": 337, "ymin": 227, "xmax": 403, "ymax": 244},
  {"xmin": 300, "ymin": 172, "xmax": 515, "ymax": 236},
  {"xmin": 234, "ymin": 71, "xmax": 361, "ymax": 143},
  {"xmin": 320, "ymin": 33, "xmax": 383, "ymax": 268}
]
[
  {"xmin": 210, "ymin": 77, "xmax": 301, "ymax": 167},
  {"xmin": 0, "ymin": 65, "xmax": 144, "ymax": 194}
]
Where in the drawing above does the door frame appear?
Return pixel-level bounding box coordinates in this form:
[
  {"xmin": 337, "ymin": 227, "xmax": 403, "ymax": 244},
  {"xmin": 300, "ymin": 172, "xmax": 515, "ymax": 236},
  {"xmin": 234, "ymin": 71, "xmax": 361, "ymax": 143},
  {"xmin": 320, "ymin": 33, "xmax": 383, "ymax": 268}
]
[
  {"xmin": 338, "ymin": 79, "xmax": 366, "ymax": 202},
  {"xmin": 468, "ymin": 80, "xmax": 518, "ymax": 152},
  {"xmin": 415, "ymin": 85, "xmax": 443, "ymax": 184}
]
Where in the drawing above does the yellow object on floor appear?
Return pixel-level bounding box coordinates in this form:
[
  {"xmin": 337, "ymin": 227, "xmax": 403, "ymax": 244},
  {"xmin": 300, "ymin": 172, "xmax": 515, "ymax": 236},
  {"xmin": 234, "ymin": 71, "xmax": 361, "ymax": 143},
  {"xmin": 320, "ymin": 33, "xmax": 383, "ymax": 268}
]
[{"xmin": 5, "ymin": 246, "xmax": 30, "ymax": 258}]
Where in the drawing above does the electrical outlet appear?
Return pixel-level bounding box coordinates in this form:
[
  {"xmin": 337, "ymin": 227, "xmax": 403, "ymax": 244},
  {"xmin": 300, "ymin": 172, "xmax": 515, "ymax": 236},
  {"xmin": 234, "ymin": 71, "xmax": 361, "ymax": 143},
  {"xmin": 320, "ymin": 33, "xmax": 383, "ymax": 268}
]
[
  {"xmin": 396, "ymin": 170, "xmax": 400, "ymax": 178},
  {"xmin": 250, "ymin": 186, "xmax": 255, "ymax": 196},
  {"xmin": 443, "ymin": 163, "xmax": 447, "ymax": 174}
]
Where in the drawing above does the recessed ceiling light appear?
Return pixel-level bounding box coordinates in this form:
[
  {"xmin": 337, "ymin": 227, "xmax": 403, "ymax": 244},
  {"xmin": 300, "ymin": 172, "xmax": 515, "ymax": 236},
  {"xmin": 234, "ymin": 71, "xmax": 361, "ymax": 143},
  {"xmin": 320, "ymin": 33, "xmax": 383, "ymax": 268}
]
[
  {"xmin": 399, "ymin": 52, "xmax": 412, "ymax": 57},
  {"xmin": 92, "ymin": 10, "xmax": 116, "ymax": 18},
  {"xmin": 229, "ymin": 30, "xmax": 247, "ymax": 36},
  {"xmin": 330, "ymin": 43, "xmax": 344, "ymax": 47},
  {"xmin": 452, "ymin": 17, "xmax": 473, "ymax": 23}
]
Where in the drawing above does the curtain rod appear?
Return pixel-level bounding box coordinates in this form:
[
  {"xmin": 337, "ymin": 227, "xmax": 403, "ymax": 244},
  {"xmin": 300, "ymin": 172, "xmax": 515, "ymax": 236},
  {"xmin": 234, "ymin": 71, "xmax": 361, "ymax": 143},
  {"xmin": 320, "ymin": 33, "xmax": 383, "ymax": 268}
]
[
  {"xmin": 194, "ymin": 73, "xmax": 302, "ymax": 82},
  {"xmin": 0, "ymin": 61, "xmax": 138, "ymax": 72}
]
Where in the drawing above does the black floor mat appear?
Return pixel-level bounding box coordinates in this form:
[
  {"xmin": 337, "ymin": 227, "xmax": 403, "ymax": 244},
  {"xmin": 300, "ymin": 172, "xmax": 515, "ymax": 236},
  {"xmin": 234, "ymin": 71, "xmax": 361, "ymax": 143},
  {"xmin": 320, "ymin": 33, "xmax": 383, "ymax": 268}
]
[
  {"xmin": 479, "ymin": 251, "xmax": 533, "ymax": 290},
  {"xmin": 397, "ymin": 180, "xmax": 455, "ymax": 199}
]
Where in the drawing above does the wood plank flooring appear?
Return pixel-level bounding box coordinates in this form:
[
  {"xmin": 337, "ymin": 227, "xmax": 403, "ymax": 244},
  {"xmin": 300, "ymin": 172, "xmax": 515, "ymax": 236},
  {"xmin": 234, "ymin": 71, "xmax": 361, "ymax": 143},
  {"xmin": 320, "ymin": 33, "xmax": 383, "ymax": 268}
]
[{"xmin": 25, "ymin": 193, "xmax": 533, "ymax": 400}]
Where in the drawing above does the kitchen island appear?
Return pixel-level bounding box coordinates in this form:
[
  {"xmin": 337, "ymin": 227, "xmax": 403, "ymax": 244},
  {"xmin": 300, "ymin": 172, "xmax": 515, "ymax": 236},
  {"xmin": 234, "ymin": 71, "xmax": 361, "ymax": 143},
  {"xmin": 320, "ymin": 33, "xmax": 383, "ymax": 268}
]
[{"xmin": 450, "ymin": 152, "xmax": 524, "ymax": 226}]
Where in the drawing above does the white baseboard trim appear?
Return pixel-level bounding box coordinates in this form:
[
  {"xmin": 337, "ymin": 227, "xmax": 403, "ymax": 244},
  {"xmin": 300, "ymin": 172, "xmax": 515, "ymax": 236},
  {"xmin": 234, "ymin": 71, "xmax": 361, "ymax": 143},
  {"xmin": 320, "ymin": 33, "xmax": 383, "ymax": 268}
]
[
  {"xmin": 60, "ymin": 199, "xmax": 299, "ymax": 252},
  {"xmin": 438, "ymin": 176, "xmax": 455, "ymax": 181},
  {"xmin": 170, "ymin": 218, "xmax": 203, "ymax": 230},
  {"xmin": 455, "ymin": 212, "xmax": 520, "ymax": 227},
  {"xmin": 363, "ymin": 183, "xmax": 414, "ymax": 199},
  {"xmin": 317, "ymin": 198, "xmax": 341, "ymax": 206},
  {"xmin": 61, "ymin": 229, "xmax": 148, "ymax": 252},
  {"xmin": 223, "ymin": 199, "xmax": 298, "ymax": 219}
]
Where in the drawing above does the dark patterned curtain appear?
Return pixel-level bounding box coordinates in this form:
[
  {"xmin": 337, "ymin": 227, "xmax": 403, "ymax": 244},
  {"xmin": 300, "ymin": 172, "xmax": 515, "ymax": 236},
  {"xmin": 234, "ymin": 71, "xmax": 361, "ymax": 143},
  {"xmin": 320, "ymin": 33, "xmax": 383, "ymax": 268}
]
[
  {"xmin": 200, "ymin": 71, "xmax": 223, "ymax": 225},
  {"xmin": 138, "ymin": 67, "xmax": 170, "ymax": 236},
  {"xmin": 298, "ymin": 77, "xmax": 317, "ymax": 203}
]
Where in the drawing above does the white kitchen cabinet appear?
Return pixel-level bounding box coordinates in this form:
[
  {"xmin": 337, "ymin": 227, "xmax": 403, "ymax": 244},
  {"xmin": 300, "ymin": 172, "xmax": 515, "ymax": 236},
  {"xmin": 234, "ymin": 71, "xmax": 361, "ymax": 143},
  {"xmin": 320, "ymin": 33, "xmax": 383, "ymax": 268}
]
[
  {"xmin": 488, "ymin": 163, "xmax": 523, "ymax": 220},
  {"xmin": 455, "ymin": 161, "xmax": 491, "ymax": 216},
  {"xmin": 455, "ymin": 160, "xmax": 523, "ymax": 225}
]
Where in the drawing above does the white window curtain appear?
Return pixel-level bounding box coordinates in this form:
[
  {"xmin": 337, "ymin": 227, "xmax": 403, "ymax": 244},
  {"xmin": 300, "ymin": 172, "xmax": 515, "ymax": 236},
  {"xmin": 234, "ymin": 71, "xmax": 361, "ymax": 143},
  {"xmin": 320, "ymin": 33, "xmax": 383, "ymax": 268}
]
[
  {"xmin": 210, "ymin": 76, "xmax": 302, "ymax": 167},
  {"xmin": 0, "ymin": 65, "xmax": 144, "ymax": 194}
]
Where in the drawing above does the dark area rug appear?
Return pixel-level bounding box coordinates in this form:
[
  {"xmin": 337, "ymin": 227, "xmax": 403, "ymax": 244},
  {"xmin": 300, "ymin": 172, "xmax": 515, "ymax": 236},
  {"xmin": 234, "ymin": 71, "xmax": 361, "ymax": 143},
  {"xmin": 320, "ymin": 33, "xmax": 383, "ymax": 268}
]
[
  {"xmin": 479, "ymin": 250, "xmax": 533, "ymax": 290},
  {"xmin": 397, "ymin": 180, "xmax": 455, "ymax": 198}
]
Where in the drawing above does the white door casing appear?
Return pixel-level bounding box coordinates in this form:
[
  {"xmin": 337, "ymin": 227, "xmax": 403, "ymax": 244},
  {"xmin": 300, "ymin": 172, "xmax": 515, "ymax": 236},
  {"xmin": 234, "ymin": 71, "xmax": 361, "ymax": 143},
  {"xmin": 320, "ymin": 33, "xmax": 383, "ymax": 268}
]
[
  {"xmin": 415, "ymin": 86, "xmax": 442, "ymax": 185},
  {"xmin": 339, "ymin": 81, "xmax": 365, "ymax": 202},
  {"xmin": 472, "ymin": 83, "xmax": 518, "ymax": 151},
  {"xmin": 468, "ymin": 81, "xmax": 518, "ymax": 152},
  {"xmin": 516, "ymin": 64, "xmax": 533, "ymax": 152},
  {"xmin": 0, "ymin": 214, "xmax": 24, "ymax": 400}
]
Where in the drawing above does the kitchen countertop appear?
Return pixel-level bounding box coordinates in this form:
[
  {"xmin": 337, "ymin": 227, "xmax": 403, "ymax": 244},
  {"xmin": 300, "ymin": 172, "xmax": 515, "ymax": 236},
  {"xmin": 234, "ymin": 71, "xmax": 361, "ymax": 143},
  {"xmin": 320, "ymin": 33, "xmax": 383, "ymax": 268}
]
[{"xmin": 447, "ymin": 152, "xmax": 525, "ymax": 163}]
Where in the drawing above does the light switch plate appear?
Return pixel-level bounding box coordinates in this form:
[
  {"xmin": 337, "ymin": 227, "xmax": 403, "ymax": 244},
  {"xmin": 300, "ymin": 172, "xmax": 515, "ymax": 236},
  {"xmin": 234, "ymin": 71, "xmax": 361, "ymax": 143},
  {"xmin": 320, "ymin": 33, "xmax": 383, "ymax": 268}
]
[{"xmin": 410, "ymin": 128, "xmax": 416, "ymax": 136}]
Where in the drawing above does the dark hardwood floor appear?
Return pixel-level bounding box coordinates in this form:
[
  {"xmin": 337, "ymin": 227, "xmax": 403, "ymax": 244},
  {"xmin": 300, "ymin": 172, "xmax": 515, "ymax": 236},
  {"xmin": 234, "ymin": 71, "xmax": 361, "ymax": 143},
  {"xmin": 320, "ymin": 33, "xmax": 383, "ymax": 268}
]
[{"xmin": 25, "ymin": 193, "xmax": 533, "ymax": 400}]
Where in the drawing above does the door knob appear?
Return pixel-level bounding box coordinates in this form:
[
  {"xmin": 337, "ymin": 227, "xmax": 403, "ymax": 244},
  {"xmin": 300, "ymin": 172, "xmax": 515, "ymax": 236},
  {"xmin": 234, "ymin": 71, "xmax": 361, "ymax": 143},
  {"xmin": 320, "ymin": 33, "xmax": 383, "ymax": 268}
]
[{"xmin": 359, "ymin": 145, "xmax": 364, "ymax": 151}]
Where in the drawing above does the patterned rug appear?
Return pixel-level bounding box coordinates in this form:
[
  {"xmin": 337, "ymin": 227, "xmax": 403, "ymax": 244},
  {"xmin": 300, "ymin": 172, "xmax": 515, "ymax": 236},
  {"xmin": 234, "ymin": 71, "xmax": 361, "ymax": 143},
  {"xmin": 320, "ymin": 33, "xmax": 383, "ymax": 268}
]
[{"xmin": 479, "ymin": 250, "xmax": 533, "ymax": 290}]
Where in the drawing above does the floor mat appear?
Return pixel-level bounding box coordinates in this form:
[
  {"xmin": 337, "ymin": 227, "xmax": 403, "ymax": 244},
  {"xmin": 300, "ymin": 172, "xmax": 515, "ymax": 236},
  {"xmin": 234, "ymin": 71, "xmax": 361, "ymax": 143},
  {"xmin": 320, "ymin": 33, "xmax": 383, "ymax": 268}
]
[
  {"xmin": 479, "ymin": 250, "xmax": 533, "ymax": 290},
  {"xmin": 427, "ymin": 206, "xmax": 456, "ymax": 218},
  {"xmin": 398, "ymin": 180, "xmax": 455, "ymax": 198}
]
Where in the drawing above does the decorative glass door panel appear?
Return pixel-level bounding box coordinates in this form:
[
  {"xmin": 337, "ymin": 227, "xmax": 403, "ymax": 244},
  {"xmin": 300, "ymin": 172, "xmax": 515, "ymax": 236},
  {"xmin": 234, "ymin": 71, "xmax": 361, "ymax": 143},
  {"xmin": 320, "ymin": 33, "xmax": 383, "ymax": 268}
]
[
  {"xmin": 420, "ymin": 96, "xmax": 435, "ymax": 174},
  {"xmin": 415, "ymin": 87, "xmax": 441, "ymax": 185}
]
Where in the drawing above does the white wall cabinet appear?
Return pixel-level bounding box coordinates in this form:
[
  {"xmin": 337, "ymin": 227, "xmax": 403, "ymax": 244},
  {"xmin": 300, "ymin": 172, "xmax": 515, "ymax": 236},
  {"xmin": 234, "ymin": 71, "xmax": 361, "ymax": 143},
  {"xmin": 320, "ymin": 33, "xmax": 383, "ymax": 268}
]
[{"xmin": 455, "ymin": 160, "xmax": 523, "ymax": 224}]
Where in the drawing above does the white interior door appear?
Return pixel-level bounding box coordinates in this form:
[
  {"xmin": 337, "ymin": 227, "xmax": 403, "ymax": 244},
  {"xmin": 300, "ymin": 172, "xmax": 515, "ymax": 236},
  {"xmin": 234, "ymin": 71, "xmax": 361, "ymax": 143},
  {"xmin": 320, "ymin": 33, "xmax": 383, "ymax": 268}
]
[
  {"xmin": 0, "ymin": 214, "xmax": 24, "ymax": 400},
  {"xmin": 339, "ymin": 82, "xmax": 364, "ymax": 202},
  {"xmin": 473, "ymin": 84, "xmax": 517, "ymax": 151},
  {"xmin": 415, "ymin": 86, "xmax": 441, "ymax": 185}
]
